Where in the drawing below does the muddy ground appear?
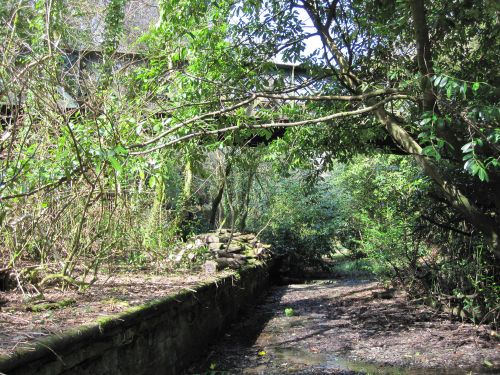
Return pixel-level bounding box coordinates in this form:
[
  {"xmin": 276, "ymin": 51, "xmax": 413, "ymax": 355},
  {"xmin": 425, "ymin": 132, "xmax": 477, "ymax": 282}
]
[{"xmin": 187, "ymin": 279, "xmax": 500, "ymax": 375}]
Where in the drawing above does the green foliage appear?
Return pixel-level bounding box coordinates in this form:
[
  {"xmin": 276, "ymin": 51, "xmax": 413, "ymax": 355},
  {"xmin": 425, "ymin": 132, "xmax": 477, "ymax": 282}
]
[
  {"xmin": 284, "ymin": 307, "xmax": 295, "ymax": 317},
  {"xmin": 103, "ymin": 0, "xmax": 126, "ymax": 55},
  {"xmin": 0, "ymin": 0, "xmax": 498, "ymax": 325},
  {"xmin": 246, "ymin": 168, "xmax": 348, "ymax": 269},
  {"xmin": 336, "ymin": 156, "xmax": 498, "ymax": 322},
  {"xmin": 26, "ymin": 298, "xmax": 76, "ymax": 312}
]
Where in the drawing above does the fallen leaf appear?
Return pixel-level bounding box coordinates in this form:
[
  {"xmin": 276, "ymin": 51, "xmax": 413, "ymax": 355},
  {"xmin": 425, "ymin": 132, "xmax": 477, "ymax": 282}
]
[{"xmin": 483, "ymin": 360, "xmax": 493, "ymax": 367}]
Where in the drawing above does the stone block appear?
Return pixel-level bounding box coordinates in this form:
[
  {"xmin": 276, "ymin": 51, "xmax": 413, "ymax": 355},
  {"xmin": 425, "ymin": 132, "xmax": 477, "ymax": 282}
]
[
  {"xmin": 206, "ymin": 235, "xmax": 220, "ymax": 243},
  {"xmin": 225, "ymin": 243, "xmax": 243, "ymax": 253},
  {"xmin": 209, "ymin": 242, "xmax": 224, "ymax": 251}
]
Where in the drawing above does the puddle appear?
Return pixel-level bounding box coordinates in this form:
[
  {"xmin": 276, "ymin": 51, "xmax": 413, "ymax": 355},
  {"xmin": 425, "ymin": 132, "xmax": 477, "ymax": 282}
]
[
  {"xmin": 188, "ymin": 279, "xmax": 499, "ymax": 375},
  {"xmin": 256, "ymin": 346, "xmax": 500, "ymax": 375}
]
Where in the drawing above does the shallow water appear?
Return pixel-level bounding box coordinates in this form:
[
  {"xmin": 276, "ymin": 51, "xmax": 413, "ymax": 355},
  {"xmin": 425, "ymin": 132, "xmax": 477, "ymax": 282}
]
[
  {"xmin": 188, "ymin": 279, "xmax": 499, "ymax": 375},
  {"xmin": 248, "ymin": 346, "xmax": 499, "ymax": 375}
]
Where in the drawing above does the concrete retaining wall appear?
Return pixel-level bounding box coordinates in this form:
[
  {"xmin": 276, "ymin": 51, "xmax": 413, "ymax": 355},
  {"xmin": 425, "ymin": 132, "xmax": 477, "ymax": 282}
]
[{"xmin": 0, "ymin": 261, "xmax": 271, "ymax": 375}]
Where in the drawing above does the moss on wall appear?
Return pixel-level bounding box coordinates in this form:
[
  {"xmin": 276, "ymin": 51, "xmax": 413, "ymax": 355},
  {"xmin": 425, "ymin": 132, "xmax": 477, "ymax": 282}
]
[{"xmin": 0, "ymin": 261, "xmax": 272, "ymax": 375}]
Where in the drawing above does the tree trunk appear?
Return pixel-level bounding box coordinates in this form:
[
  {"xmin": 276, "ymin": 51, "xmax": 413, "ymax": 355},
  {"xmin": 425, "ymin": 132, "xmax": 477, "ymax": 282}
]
[
  {"xmin": 408, "ymin": 0, "xmax": 462, "ymax": 159},
  {"xmin": 175, "ymin": 157, "xmax": 194, "ymax": 239},
  {"xmin": 210, "ymin": 160, "xmax": 232, "ymax": 229},
  {"xmin": 409, "ymin": 0, "xmax": 435, "ymax": 112},
  {"xmin": 304, "ymin": 0, "xmax": 500, "ymax": 259},
  {"xmin": 238, "ymin": 167, "xmax": 256, "ymax": 232},
  {"xmin": 377, "ymin": 108, "xmax": 500, "ymax": 258}
]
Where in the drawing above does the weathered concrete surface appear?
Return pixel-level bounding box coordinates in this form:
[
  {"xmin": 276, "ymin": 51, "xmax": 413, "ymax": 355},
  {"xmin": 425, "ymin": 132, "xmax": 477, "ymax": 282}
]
[{"xmin": 0, "ymin": 261, "xmax": 272, "ymax": 375}]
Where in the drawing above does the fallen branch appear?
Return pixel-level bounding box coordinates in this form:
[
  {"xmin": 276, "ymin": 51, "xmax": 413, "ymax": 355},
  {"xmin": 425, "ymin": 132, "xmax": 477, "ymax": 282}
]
[{"xmin": 39, "ymin": 274, "xmax": 87, "ymax": 288}]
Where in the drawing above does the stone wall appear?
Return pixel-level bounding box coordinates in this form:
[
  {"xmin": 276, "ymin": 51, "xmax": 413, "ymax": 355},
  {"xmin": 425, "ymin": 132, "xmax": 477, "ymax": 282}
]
[{"xmin": 0, "ymin": 261, "xmax": 271, "ymax": 375}]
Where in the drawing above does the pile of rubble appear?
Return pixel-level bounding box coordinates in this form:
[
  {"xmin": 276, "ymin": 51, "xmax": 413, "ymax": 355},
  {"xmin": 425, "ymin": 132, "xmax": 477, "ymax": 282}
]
[{"xmin": 176, "ymin": 229, "xmax": 272, "ymax": 273}]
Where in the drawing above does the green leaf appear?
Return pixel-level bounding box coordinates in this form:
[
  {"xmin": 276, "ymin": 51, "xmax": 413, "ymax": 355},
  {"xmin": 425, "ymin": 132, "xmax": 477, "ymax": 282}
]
[
  {"xmin": 484, "ymin": 360, "xmax": 493, "ymax": 368},
  {"xmin": 461, "ymin": 142, "xmax": 474, "ymax": 153},
  {"xmin": 108, "ymin": 156, "xmax": 122, "ymax": 174},
  {"xmin": 472, "ymin": 82, "xmax": 480, "ymax": 92},
  {"xmin": 284, "ymin": 307, "xmax": 295, "ymax": 317},
  {"xmin": 114, "ymin": 145, "xmax": 128, "ymax": 156},
  {"xmin": 422, "ymin": 146, "xmax": 441, "ymax": 160},
  {"xmin": 486, "ymin": 158, "xmax": 500, "ymax": 168},
  {"xmin": 471, "ymin": 162, "xmax": 480, "ymax": 175},
  {"xmin": 478, "ymin": 168, "xmax": 489, "ymax": 182},
  {"xmin": 139, "ymin": 168, "xmax": 145, "ymax": 180},
  {"xmin": 446, "ymin": 85, "xmax": 453, "ymax": 98},
  {"xmin": 418, "ymin": 132, "xmax": 428, "ymax": 139},
  {"xmin": 420, "ymin": 117, "xmax": 432, "ymax": 126},
  {"xmin": 462, "ymin": 82, "xmax": 468, "ymax": 99}
]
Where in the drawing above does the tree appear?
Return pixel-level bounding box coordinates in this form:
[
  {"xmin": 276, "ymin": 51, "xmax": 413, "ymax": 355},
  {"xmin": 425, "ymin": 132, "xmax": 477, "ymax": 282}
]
[
  {"xmin": 1, "ymin": 0, "xmax": 498, "ymax": 289},
  {"xmin": 128, "ymin": 0, "xmax": 499, "ymax": 258}
]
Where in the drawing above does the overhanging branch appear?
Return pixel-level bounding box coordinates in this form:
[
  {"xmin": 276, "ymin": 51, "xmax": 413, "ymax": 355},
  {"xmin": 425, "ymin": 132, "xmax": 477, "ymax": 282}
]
[{"xmin": 129, "ymin": 95, "xmax": 407, "ymax": 156}]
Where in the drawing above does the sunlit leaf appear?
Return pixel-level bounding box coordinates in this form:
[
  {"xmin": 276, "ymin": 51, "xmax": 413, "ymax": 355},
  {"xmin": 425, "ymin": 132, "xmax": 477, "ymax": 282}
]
[{"xmin": 108, "ymin": 156, "xmax": 122, "ymax": 174}]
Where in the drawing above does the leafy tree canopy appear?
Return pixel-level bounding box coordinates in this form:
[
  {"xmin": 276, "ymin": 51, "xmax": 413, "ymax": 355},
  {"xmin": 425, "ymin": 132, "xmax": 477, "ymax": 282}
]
[{"xmin": 131, "ymin": 0, "xmax": 499, "ymax": 256}]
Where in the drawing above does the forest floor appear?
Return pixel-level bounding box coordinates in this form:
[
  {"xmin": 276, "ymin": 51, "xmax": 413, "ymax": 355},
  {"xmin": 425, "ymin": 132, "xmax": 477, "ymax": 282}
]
[
  {"xmin": 187, "ymin": 278, "xmax": 500, "ymax": 375},
  {"xmin": 1, "ymin": 266, "xmax": 499, "ymax": 375},
  {"xmin": 0, "ymin": 268, "xmax": 233, "ymax": 356}
]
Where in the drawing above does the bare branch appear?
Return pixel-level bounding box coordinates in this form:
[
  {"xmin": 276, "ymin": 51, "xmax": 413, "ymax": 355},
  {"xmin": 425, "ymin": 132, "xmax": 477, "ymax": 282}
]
[
  {"xmin": 256, "ymin": 89, "xmax": 409, "ymax": 101},
  {"xmin": 128, "ymin": 94, "xmax": 257, "ymax": 149},
  {"xmin": 130, "ymin": 95, "xmax": 406, "ymax": 156}
]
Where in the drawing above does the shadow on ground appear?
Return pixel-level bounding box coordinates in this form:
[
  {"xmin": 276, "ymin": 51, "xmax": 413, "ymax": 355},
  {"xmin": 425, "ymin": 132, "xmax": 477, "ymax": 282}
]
[{"xmin": 185, "ymin": 279, "xmax": 499, "ymax": 375}]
